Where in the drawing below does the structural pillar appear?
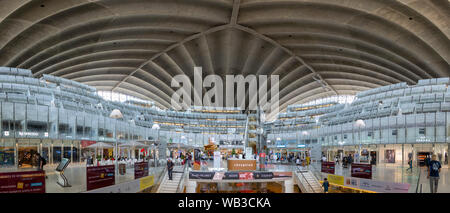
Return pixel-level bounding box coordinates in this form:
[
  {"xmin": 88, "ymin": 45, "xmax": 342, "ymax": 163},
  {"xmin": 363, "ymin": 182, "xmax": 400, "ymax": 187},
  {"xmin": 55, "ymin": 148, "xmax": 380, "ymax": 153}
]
[
  {"xmin": 284, "ymin": 178, "xmax": 294, "ymax": 193},
  {"xmin": 186, "ymin": 180, "xmax": 197, "ymax": 193}
]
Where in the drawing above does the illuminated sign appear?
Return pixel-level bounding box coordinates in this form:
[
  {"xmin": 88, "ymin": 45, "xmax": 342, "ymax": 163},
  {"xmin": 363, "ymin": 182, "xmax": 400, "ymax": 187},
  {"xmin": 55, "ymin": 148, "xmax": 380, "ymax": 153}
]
[
  {"xmin": 18, "ymin": 132, "xmax": 39, "ymax": 137},
  {"xmin": 297, "ymin": 144, "xmax": 306, "ymax": 148}
]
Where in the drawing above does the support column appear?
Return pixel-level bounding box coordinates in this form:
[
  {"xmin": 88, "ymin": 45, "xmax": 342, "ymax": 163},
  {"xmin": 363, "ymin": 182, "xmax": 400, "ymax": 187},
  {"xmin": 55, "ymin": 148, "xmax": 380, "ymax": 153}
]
[
  {"xmin": 186, "ymin": 180, "xmax": 197, "ymax": 193},
  {"xmin": 284, "ymin": 178, "xmax": 294, "ymax": 193},
  {"xmin": 402, "ymin": 144, "xmax": 404, "ymax": 168}
]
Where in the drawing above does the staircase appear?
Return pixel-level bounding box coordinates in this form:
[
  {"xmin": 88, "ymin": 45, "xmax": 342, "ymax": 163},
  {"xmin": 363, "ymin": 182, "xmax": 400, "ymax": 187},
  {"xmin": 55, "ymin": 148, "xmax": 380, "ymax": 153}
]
[
  {"xmin": 295, "ymin": 170, "xmax": 323, "ymax": 193},
  {"xmin": 156, "ymin": 166, "xmax": 185, "ymax": 193}
]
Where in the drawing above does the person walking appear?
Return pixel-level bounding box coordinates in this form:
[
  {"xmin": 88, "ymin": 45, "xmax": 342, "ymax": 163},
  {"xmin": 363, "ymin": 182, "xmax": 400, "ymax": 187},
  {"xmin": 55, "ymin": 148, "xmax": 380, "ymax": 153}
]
[
  {"xmin": 406, "ymin": 158, "xmax": 413, "ymax": 173},
  {"xmin": 427, "ymin": 154, "xmax": 441, "ymax": 193},
  {"xmin": 167, "ymin": 158, "xmax": 174, "ymax": 181},
  {"xmin": 35, "ymin": 153, "xmax": 46, "ymax": 171},
  {"xmin": 322, "ymin": 178, "xmax": 329, "ymax": 193}
]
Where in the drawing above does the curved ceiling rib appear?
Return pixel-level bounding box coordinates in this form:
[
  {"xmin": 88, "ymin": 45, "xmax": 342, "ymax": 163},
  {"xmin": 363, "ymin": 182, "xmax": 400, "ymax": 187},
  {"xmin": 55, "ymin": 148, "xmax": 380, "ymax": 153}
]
[{"xmin": 0, "ymin": 0, "xmax": 448, "ymax": 117}]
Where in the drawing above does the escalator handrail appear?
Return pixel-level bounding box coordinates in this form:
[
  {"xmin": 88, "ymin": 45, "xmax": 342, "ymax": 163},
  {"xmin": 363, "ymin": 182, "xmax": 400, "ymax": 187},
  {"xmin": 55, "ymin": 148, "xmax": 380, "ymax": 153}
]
[{"xmin": 176, "ymin": 163, "xmax": 188, "ymax": 193}]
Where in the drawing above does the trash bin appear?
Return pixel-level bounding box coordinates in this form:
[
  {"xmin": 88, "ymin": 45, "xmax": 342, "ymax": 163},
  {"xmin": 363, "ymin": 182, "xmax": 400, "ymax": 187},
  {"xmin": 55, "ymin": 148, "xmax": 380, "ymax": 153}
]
[{"xmin": 119, "ymin": 163, "xmax": 126, "ymax": 175}]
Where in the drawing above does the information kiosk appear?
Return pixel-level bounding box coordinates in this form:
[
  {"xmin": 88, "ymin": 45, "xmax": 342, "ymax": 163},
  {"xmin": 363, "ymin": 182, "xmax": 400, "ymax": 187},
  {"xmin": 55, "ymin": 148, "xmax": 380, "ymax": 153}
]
[{"xmin": 56, "ymin": 158, "xmax": 71, "ymax": 187}]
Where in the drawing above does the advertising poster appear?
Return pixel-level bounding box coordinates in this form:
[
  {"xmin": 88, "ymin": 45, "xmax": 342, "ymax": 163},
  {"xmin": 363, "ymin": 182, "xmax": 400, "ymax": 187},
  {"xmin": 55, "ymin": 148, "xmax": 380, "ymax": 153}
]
[
  {"xmin": 344, "ymin": 177, "xmax": 359, "ymax": 188},
  {"xmin": 0, "ymin": 171, "xmax": 46, "ymax": 193},
  {"xmin": 189, "ymin": 172, "xmax": 215, "ymax": 179},
  {"xmin": 86, "ymin": 165, "xmax": 115, "ymax": 191},
  {"xmin": 253, "ymin": 172, "xmax": 274, "ymax": 179},
  {"xmin": 358, "ymin": 178, "xmax": 410, "ymax": 193},
  {"xmin": 351, "ymin": 163, "xmax": 372, "ymax": 179},
  {"xmin": 385, "ymin": 150, "xmax": 396, "ymax": 163},
  {"xmin": 321, "ymin": 161, "xmax": 335, "ymax": 174},
  {"xmin": 327, "ymin": 174, "xmax": 345, "ymax": 186},
  {"xmin": 134, "ymin": 162, "xmax": 149, "ymax": 179},
  {"xmin": 238, "ymin": 172, "xmax": 254, "ymax": 180},
  {"xmin": 139, "ymin": 176, "xmax": 154, "ymax": 191}
]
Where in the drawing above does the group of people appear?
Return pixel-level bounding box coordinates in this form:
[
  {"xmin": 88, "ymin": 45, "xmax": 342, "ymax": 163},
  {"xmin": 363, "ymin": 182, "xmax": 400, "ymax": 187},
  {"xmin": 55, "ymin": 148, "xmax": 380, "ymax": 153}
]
[{"xmin": 295, "ymin": 155, "xmax": 311, "ymax": 167}]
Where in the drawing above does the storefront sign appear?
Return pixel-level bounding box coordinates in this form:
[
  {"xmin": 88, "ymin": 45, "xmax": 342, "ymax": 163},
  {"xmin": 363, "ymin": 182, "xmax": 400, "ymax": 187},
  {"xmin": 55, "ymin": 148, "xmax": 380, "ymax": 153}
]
[
  {"xmin": 253, "ymin": 172, "xmax": 274, "ymax": 179},
  {"xmin": 0, "ymin": 171, "xmax": 46, "ymax": 193},
  {"xmin": 81, "ymin": 140, "xmax": 97, "ymax": 148},
  {"xmin": 321, "ymin": 161, "xmax": 335, "ymax": 174},
  {"xmin": 134, "ymin": 162, "xmax": 149, "ymax": 179},
  {"xmin": 238, "ymin": 172, "xmax": 254, "ymax": 180},
  {"xmin": 18, "ymin": 131, "xmax": 39, "ymax": 137},
  {"xmin": 351, "ymin": 163, "xmax": 372, "ymax": 179},
  {"xmin": 227, "ymin": 159, "xmax": 257, "ymax": 171},
  {"xmin": 86, "ymin": 165, "xmax": 115, "ymax": 191},
  {"xmin": 327, "ymin": 174, "xmax": 345, "ymax": 186},
  {"xmin": 189, "ymin": 172, "xmax": 215, "ymax": 180}
]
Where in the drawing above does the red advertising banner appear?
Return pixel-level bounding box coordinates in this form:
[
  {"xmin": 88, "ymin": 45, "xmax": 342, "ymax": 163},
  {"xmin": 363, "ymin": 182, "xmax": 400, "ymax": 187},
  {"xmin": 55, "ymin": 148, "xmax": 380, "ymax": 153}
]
[
  {"xmin": 134, "ymin": 162, "xmax": 149, "ymax": 179},
  {"xmin": 239, "ymin": 172, "xmax": 254, "ymax": 180},
  {"xmin": 86, "ymin": 165, "xmax": 115, "ymax": 191},
  {"xmin": 351, "ymin": 163, "xmax": 372, "ymax": 179},
  {"xmin": 321, "ymin": 161, "xmax": 335, "ymax": 174},
  {"xmin": 81, "ymin": 140, "xmax": 96, "ymax": 148},
  {"xmin": 259, "ymin": 153, "xmax": 266, "ymax": 158},
  {"xmin": 0, "ymin": 171, "xmax": 46, "ymax": 193}
]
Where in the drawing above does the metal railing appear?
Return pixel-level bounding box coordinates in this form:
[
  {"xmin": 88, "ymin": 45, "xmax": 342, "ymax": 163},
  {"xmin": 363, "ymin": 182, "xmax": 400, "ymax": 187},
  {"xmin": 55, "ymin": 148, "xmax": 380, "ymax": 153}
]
[{"xmin": 415, "ymin": 167, "xmax": 423, "ymax": 193}]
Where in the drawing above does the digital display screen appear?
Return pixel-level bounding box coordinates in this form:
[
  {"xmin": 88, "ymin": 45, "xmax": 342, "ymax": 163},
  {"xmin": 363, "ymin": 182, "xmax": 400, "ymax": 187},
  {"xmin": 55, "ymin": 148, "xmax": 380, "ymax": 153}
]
[{"xmin": 56, "ymin": 158, "xmax": 70, "ymax": 172}]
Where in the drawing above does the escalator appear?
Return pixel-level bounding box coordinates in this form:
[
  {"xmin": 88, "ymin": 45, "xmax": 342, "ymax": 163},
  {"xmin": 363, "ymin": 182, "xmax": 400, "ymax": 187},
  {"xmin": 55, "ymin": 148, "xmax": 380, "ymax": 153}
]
[{"xmin": 294, "ymin": 168, "xmax": 323, "ymax": 193}]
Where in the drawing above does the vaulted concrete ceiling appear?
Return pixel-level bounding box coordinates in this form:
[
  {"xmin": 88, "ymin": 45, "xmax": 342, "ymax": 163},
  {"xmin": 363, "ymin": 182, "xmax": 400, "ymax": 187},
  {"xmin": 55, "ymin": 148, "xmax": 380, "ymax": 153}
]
[{"xmin": 0, "ymin": 0, "xmax": 449, "ymax": 120}]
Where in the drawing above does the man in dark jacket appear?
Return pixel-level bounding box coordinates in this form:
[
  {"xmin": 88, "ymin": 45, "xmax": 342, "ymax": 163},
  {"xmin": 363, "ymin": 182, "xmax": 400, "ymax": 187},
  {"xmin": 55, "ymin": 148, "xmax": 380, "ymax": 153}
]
[{"xmin": 167, "ymin": 158, "xmax": 174, "ymax": 180}]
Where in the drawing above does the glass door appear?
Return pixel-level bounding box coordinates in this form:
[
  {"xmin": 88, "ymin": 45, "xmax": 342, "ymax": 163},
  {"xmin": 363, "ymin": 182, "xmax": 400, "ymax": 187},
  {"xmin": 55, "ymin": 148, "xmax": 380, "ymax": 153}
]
[{"xmin": 0, "ymin": 138, "xmax": 15, "ymax": 167}]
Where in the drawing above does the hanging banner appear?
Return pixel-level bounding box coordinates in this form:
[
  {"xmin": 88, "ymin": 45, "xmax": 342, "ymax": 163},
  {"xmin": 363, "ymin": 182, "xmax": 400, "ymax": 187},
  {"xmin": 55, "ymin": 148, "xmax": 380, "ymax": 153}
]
[
  {"xmin": 189, "ymin": 172, "xmax": 215, "ymax": 180},
  {"xmin": 351, "ymin": 163, "xmax": 372, "ymax": 179},
  {"xmin": 238, "ymin": 172, "xmax": 254, "ymax": 180},
  {"xmin": 0, "ymin": 171, "xmax": 46, "ymax": 193},
  {"xmin": 223, "ymin": 172, "xmax": 240, "ymax": 180},
  {"xmin": 321, "ymin": 161, "xmax": 335, "ymax": 174},
  {"xmin": 272, "ymin": 172, "xmax": 292, "ymax": 179},
  {"xmin": 86, "ymin": 165, "xmax": 115, "ymax": 191},
  {"xmin": 134, "ymin": 162, "xmax": 149, "ymax": 179},
  {"xmin": 253, "ymin": 172, "xmax": 274, "ymax": 179}
]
